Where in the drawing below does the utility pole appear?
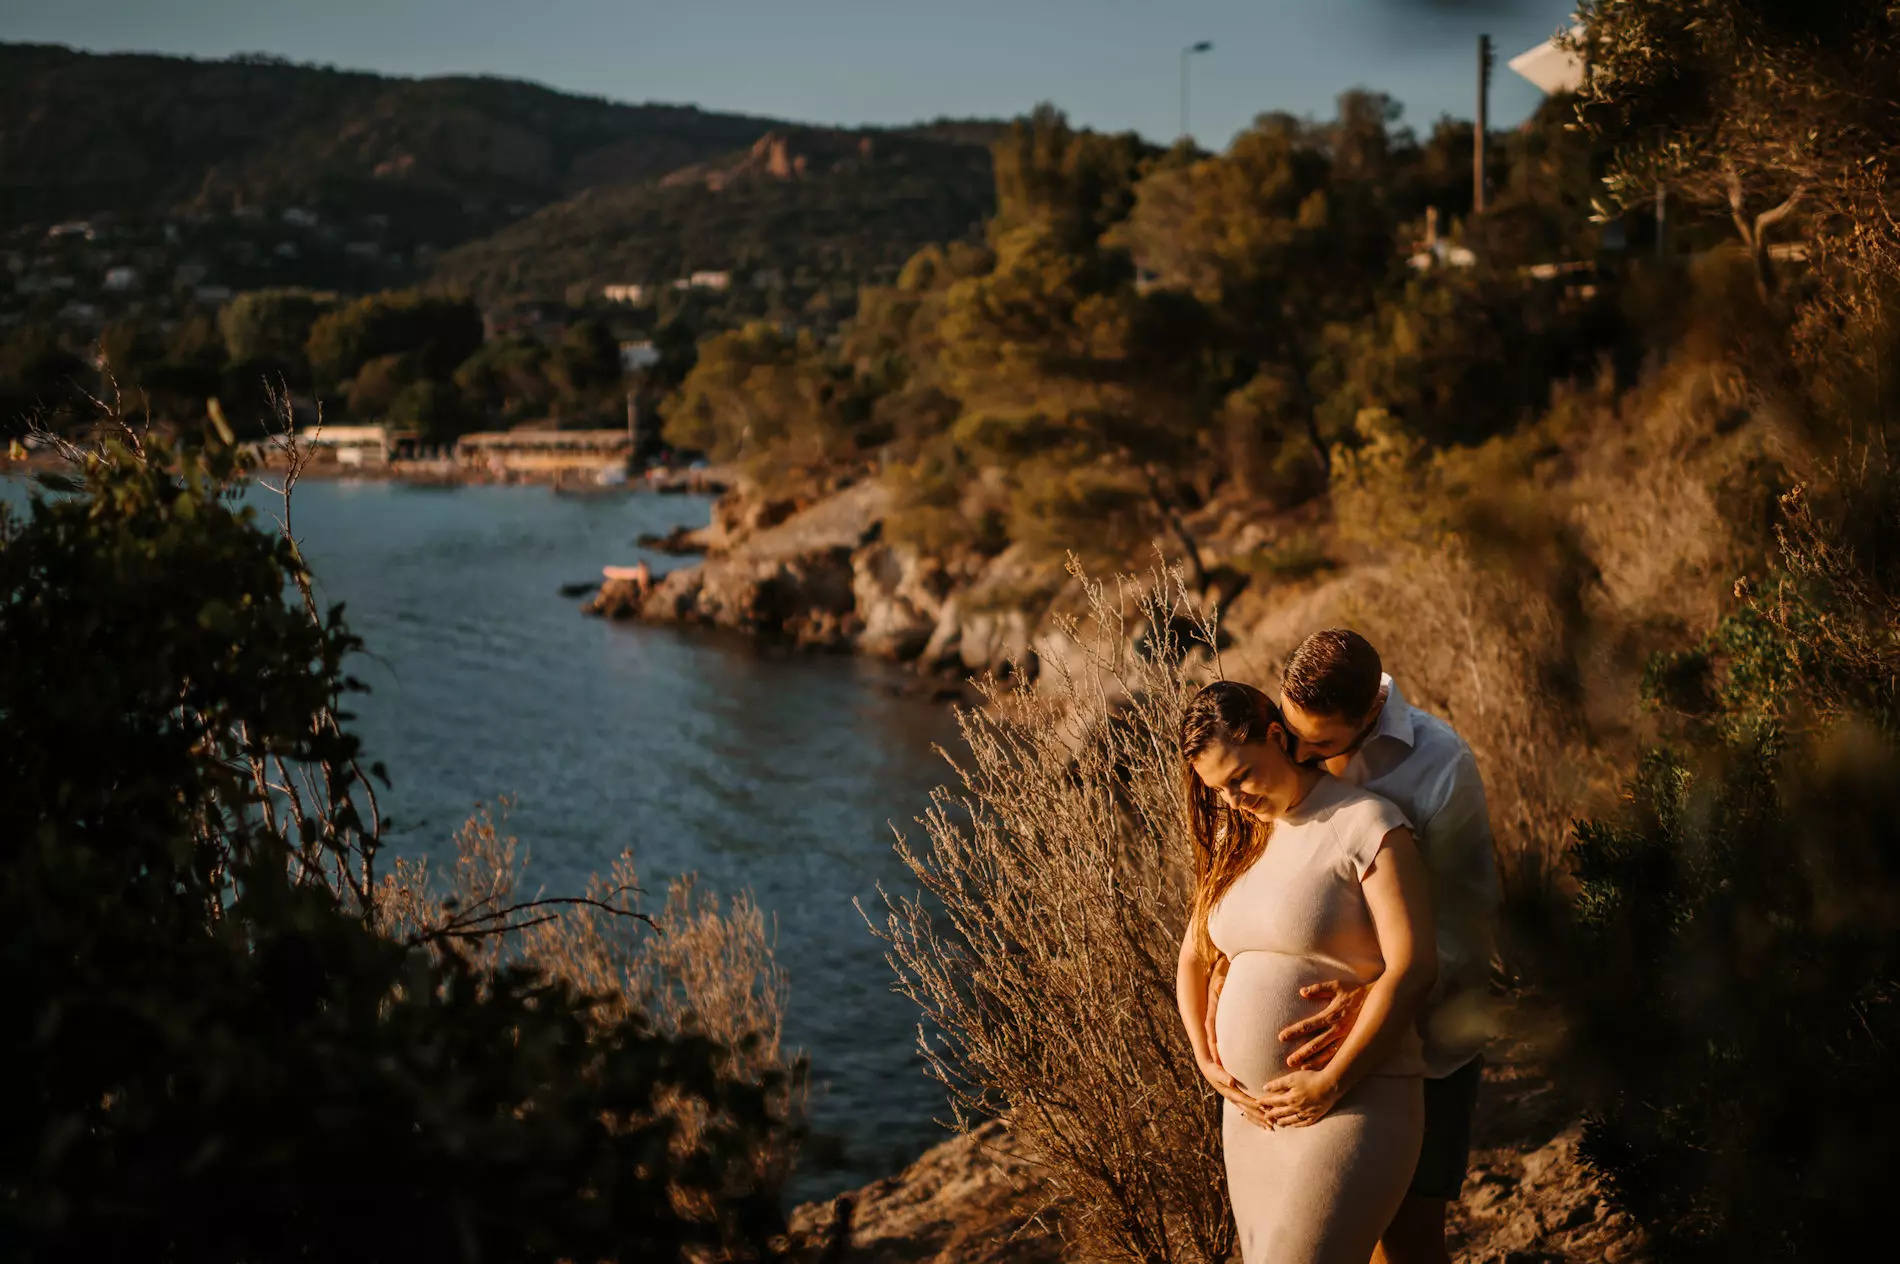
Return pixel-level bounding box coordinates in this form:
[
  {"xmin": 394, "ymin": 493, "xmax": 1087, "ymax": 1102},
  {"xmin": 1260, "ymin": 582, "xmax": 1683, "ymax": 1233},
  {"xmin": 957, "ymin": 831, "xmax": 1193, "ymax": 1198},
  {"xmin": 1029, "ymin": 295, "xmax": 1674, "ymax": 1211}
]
[
  {"xmin": 1475, "ymin": 34, "xmax": 1493, "ymax": 215},
  {"xmin": 1180, "ymin": 41, "xmax": 1212, "ymax": 142}
]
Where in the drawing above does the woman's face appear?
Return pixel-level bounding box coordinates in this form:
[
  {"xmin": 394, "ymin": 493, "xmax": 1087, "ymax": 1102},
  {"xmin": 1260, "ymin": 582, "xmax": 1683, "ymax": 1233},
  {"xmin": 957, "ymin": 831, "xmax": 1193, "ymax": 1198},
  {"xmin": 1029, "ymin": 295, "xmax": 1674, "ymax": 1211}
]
[{"xmin": 1190, "ymin": 732, "xmax": 1290, "ymax": 821}]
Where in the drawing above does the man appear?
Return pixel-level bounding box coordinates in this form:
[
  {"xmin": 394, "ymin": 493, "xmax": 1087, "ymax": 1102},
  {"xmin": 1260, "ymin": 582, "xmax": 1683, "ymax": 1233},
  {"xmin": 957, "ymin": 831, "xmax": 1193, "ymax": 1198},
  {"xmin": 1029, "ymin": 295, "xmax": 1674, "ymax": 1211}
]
[{"xmin": 1208, "ymin": 628, "xmax": 1500, "ymax": 1264}]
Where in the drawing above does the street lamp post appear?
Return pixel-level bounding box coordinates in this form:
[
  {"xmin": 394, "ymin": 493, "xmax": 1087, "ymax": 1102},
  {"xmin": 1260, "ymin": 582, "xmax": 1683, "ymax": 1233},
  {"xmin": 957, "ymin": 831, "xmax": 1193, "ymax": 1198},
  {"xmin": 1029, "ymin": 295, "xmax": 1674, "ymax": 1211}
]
[{"xmin": 1180, "ymin": 40, "xmax": 1213, "ymax": 143}]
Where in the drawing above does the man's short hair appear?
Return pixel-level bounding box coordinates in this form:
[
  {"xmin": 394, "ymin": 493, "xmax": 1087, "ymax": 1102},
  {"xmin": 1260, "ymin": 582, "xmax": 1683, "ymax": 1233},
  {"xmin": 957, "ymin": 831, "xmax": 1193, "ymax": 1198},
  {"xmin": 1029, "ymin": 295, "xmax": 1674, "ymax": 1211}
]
[{"xmin": 1281, "ymin": 628, "xmax": 1383, "ymax": 719}]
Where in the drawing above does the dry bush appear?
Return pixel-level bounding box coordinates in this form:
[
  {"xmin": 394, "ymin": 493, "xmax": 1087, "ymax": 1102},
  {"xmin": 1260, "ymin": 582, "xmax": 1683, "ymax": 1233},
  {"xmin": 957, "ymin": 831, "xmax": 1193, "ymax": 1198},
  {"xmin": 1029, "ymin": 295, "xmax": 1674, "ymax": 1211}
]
[
  {"xmin": 872, "ymin": 561, "xmax": 1235, "ymax": 1264},
  {"xmin": 380, "ymin": 802, "xmax": 806, "ymax": 1202},
  {"xmin": 1311, "ymin": 361, "xmax": 1775, "ymax": 928}
]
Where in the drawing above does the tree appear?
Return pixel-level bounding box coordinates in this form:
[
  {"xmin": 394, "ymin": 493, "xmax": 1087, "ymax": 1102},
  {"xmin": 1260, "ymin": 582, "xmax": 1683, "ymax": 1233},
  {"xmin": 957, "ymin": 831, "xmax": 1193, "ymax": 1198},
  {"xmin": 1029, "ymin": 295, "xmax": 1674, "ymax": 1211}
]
[
  {"xmin": 1313, "ymin": 268, "xmax": 1622, "ymax": 448},
  {"xmin": 219, "ymin": 287, "xmax": 338, "ymax": 384},
  {"xmin": 387, "ymin": 378, "xmax": 469, "ymax": 444},
  {"xmin": 305, "ymin": 290, "xmax": 484, "ymax": 390},
  {"xmin": 934, "ymin": 217, "xmax": 1221, "ymax": 581},
  {"xmin": 454, "ymin": 334, "xmax": 556, "ymax": 424},
  {"xmin": 988, "ymin": 105, "xmax": 1152, "ymax": 254},
  {"xmin": 345, "ymin": 352, "xmax": 416, "ymax": 419},
  {"xmin": 1117, "ymin": 105, "xmax": 1401, "ymax": 475},
  {"xmin": 1573, "ymin": 0, "xmax": 1900, "ymax": 297},
  {"xmin": 0, "ymin": 435, "xmax": 793, "ymax": 1260},
  {"xmin": 550, "ymin": 318, "xmax": 624, "ymax": 399},
  {"xmin": 661, "ymin": 320, "xmax": 863, "ymax": 484}
]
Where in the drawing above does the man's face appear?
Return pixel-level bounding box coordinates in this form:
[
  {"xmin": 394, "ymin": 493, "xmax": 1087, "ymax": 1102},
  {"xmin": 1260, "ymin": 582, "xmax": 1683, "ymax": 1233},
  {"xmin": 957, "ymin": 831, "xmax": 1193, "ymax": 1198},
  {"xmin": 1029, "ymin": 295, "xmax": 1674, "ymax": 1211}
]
[{"xmin": 1280, "ymin": 697, "xmax": 1379, "ymax": 768}]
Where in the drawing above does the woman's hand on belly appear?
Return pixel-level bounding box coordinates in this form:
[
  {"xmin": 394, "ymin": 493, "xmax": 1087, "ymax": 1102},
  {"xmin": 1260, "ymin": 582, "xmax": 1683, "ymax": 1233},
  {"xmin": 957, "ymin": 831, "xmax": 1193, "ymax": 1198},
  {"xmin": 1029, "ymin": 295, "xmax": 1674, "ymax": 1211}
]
[
  {"xmin": 1195, "ymin": 1049, "xmax": 1275, "ymax": 1130},
  {"xmin": 1258, "ymin": 1067, "xmax": 1345, "ymax": 1128},
  {"xmin": 1212, "ymin": 952, "xmax": 1346, "ymax": 1093}
]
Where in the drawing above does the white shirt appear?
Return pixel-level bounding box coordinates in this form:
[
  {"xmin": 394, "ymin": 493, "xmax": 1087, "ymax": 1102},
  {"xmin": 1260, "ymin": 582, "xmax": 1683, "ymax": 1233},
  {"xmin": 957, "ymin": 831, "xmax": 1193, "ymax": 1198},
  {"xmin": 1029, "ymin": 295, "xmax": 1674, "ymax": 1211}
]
[{"xmin": 1331, "ymin": 674, "xmax": 1501, "ymax": 1078}]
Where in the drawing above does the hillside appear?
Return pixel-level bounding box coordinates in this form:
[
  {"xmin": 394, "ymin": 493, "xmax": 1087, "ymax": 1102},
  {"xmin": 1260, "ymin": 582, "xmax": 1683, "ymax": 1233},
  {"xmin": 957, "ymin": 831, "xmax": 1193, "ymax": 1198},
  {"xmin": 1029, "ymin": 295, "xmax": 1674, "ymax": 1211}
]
[
  {"xmin": 0, "ymin": 42, "xmax": 781, "ymax": 244},
  {"xmin": 430, "ymin": 125, "xmax": 998, "ymax": 303},
  {"xmin": 2, "ymin": 44, "xmax": 1001, "ymax": 310}
]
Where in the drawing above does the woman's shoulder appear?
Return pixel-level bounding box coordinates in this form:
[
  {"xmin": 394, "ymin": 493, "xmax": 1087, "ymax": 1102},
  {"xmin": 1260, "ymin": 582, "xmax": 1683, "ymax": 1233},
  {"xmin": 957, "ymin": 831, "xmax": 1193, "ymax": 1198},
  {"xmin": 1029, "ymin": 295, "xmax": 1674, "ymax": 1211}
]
[
  {"xmin": 1310, "ymin": 778, "xmax": 1412, "ymax": 832},
  {"xmin": 1315, "ymin": 781, "xmax": 1413, "ymax": 878}
]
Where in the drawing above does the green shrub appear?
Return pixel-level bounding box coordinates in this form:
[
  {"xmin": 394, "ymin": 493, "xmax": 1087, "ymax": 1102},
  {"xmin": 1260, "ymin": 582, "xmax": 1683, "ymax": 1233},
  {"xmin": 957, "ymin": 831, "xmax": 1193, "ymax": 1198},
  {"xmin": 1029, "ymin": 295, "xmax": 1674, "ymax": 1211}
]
[
  {"xmin": 1556, "ymin": 477, "xmax": 1900, "ymax": 1260},
  {"xmin": 0, "ymin": 434, "xmax": 793, "ymax": 1260}
]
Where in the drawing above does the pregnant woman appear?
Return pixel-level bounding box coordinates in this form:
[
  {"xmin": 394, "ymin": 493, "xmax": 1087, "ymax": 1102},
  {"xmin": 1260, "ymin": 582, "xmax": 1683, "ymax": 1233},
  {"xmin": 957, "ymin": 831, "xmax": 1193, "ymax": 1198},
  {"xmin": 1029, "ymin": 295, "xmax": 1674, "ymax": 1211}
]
[{"xmin": 1175, "ymin": 680, "xmax": 1437, "ymax": 1264}]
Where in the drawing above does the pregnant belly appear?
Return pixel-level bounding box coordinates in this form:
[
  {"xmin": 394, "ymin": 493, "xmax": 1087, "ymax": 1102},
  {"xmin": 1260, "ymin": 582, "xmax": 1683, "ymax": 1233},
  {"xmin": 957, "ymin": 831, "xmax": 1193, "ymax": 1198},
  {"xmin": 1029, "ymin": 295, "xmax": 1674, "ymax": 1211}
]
[{"xmin": 1214, "ymin": 952, "xmax": 1356, "ymax": 1093}]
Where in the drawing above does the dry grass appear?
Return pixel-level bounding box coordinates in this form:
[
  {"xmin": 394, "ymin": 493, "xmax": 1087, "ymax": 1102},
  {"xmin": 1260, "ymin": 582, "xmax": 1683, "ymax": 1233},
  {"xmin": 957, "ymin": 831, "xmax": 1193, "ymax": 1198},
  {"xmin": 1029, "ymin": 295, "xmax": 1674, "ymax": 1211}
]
[
  {"xmin": 871, "ymin": 561, "xmax": 1235, "ymax": 1264},
  {"xmin": 379, "ymin": 802, "xmax": 806, "ymax": 1203},
  {"xmin": 1219, "ymin": 363, "xmax": 1773, "ymax": 917}
]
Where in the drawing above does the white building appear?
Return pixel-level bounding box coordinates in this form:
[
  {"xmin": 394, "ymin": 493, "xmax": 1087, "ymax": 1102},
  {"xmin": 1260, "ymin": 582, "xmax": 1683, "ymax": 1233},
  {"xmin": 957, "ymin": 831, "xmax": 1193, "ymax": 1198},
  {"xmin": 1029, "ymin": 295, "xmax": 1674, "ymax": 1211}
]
[
  {"xmin": 282, "ymin": 207, "xmax": 320, "ymax": 228},
  {"xmin": 618, "ymin": 340, "xmax": 661, "ymax": 373},
  {"xmin": 297, "ymin": 424, "xmax": 419, "ymax": 466},
  {"xmin": 688, "ymin": 270, "xmax": 731, "ymax": 291},
  {"xmin": 103, "ymin": 266, "xmax": 139, "ymax": 292},
  {"xmin": 602, "ymin": 283, "xmax": 648, "ymax": 304}
]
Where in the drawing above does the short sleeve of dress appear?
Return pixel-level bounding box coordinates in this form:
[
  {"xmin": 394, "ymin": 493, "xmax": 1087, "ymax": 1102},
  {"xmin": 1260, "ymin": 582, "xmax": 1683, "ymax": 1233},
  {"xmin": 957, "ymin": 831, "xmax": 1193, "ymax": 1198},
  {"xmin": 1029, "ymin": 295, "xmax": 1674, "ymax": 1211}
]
[{"xmin": 1337, "ymin": 790, "xmax": 1413, "ymax": 880}]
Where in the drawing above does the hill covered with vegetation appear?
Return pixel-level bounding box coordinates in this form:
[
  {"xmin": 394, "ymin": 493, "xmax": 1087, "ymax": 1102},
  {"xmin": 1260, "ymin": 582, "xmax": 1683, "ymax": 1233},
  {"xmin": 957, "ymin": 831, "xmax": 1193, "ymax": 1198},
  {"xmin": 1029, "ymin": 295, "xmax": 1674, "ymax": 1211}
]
[
  {"xmin": 429, "ymin": 124, "xmax": 999, "ymax": 305},
  {"xmin": 0, "ymin": 42, "xmax": 783, "ymax": 245}
]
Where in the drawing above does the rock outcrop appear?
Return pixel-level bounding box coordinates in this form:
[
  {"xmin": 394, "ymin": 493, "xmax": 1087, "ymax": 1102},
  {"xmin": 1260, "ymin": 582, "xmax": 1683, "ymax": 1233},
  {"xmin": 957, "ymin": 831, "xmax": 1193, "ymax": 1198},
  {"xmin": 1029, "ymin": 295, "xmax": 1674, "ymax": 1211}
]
[{"xmin": 597, "ymin": 479, "xmax": 1050, "ymax": 673}]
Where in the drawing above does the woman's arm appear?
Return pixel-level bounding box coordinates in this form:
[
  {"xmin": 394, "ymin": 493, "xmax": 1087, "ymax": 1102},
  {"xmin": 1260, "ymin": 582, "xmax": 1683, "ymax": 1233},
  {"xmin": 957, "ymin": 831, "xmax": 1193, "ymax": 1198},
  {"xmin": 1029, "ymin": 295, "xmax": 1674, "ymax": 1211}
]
[
  {"xmin": 1178, "ymin": 926, "xmax": 1271, "ymax": 1126},
  {"xmin": 1177, "ymin": 928, "xmax": 1219, "ymax": 1066},
  {"xmin": 1259, "ymin": 826, "xmax": 1438, "ymax": 1127}
]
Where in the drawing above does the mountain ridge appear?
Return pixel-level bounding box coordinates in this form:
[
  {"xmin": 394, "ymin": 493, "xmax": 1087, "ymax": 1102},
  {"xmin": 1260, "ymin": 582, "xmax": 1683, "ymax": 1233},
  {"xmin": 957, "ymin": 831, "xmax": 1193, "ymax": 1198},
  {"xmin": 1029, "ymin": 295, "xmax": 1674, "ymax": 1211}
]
[{"xmin": 2, "ymin": 42, "xmax": 1003, "ymax": 305}]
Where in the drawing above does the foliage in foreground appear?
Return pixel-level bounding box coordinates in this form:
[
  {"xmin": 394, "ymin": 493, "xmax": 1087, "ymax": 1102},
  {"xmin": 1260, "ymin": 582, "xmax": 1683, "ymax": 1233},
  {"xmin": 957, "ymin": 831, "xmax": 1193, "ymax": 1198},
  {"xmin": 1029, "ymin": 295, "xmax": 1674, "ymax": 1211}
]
[
  {"xmin": 0, "ymin": 432, "xmax": 796, "ymax": 1261},
  {"xmin": 876, "ymin": 564, "xmax": 1231, "ymax": 1263},
  {"xmin": 1539, "ymin": 5, "xmax": 1900, "ymax": 1258},
  {"xmin": 1557, "ymin": 479, "xmax": 1900, "ymax": 1261}
]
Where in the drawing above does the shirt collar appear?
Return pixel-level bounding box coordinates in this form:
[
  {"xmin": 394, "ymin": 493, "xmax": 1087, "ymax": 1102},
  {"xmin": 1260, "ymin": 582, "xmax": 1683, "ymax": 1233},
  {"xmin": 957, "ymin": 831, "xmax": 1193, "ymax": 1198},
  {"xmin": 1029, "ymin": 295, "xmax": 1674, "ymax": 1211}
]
[{"xmin": 1370, "ymin": 673, "xmax": 1416, "ymax": 749}]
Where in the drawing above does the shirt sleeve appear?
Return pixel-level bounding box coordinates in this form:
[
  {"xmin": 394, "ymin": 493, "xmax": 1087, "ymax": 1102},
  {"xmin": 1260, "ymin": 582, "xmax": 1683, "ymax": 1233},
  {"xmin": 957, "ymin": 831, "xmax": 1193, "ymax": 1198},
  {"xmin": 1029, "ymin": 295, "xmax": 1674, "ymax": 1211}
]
[
  {"xmin": 1339, "ymin": 792, "xmax": 1414, "ymax": 880},
  {"xmin": 1417, "ymin": 749, "xmax": 1502, "ymax": 1002}
]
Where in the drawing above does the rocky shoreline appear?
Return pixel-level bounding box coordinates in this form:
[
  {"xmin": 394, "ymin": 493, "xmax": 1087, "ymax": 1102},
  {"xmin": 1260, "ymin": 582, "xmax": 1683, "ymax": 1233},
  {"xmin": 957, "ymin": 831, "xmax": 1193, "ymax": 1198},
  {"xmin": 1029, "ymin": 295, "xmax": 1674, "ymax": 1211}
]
[
  {"xmin": 582, "ymin": 474, "xmax": 1254, "ymax": 681},
  {"xmin": 786, "ymin": 1040, "xmax": 1648, "ymax": 1263}
]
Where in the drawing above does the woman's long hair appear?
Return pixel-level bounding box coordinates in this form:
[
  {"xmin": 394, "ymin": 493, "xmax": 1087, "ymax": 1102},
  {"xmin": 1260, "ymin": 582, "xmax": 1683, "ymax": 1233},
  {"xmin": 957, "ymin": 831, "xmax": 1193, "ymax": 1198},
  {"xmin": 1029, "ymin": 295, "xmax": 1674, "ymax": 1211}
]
[{"xmin": 1179, "ymin": 680, "xmax": 1284, "ymax": 960}]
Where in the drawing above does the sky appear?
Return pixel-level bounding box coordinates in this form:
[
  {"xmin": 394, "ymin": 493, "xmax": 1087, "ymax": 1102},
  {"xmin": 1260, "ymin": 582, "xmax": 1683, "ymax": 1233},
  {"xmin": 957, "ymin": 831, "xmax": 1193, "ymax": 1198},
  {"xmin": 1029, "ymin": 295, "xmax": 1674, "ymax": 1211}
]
[{"xmin": 7, "ymin": 0, "xmax": 1578, "ymax": 147}]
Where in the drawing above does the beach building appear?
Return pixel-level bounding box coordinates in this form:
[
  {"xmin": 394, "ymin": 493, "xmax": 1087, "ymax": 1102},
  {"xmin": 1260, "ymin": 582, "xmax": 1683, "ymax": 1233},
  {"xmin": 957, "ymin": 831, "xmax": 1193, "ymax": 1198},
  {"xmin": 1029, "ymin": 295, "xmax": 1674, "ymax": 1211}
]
[
  {"xmin": 455, "ymin": 428, "xmax": 631, "ymax": 477},
  {"xmin": 298, "ymin": 424, "xmax": 420, "ymax": 466}
]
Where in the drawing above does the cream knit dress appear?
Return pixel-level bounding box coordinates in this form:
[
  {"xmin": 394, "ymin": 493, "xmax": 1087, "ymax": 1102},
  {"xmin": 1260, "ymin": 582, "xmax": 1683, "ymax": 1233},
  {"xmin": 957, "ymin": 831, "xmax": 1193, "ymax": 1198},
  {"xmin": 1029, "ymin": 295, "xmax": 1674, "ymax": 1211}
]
[{"xmin": 1208, "ymin": 777, "xmax": 1425, "ymax": 1264}]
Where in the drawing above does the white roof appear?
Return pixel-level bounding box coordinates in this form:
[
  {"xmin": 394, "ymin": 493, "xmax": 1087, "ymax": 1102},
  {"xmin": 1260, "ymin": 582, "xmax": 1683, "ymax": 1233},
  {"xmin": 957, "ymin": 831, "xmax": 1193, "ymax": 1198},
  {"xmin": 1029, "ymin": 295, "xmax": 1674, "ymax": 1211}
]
[{"xmin": 1509, "ymin": 31, "xmax": 1584, "ymax": 95}]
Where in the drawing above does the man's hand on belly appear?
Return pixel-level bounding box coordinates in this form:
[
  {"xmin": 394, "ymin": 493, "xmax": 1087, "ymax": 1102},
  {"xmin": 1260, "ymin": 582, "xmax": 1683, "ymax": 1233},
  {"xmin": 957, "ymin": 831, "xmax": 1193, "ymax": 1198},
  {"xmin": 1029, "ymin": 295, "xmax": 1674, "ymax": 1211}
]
[{"xmin": 1277, "ymin": 979, "xmax": 1369, "ymax": 1070}]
